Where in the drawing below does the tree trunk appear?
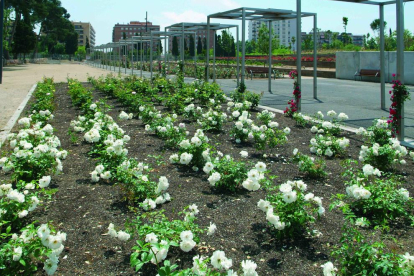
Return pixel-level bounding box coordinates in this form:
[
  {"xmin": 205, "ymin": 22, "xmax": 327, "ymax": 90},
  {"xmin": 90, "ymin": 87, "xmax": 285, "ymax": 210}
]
[
  {"xmin": 31, "ymin": 24, "xmax": 43, "ymax": 59},
  {"xmin": 6, "ymin": 12, "xmax": 20, "ymax": 59}
]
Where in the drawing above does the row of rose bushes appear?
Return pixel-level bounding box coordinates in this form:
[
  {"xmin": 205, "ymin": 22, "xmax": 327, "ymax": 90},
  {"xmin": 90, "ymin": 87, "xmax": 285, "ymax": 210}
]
[
  {"xmin": 0, "ymin": 78, "xmax": 67, "ymax": 275},
  {"xmin": 85, "ymin": 73, "xmax": 414, "ymax": 275}
]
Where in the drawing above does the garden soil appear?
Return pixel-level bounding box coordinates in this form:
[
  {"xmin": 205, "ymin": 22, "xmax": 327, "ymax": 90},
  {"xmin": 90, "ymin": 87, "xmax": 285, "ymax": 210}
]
[{"xmin": 1, "ymin": 81, "xmax": 413, "ymax": 275}]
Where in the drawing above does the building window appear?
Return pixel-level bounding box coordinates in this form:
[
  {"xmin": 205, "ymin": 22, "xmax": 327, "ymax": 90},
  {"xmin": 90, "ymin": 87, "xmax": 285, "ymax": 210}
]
[{"xmin": 121, "ymin": 27, "xmax": 124, "ymax": 30}]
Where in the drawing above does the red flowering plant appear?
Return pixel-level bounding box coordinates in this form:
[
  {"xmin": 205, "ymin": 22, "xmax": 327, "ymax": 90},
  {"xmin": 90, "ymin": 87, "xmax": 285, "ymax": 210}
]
[
  {"xmin": 388, "ymin": 74, "xmax": 410, "ymax": 136},
  {"xmin": 284, "ymin": 70, "xmax": 301, "ymax": 117}
]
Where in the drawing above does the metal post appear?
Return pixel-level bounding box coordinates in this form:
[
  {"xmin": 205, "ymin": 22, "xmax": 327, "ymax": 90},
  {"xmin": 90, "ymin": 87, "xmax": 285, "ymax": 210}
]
[
  {"xmin": 105, "ymin": 47, "xmax": 108, "ymax": 70},
  {"xmin": 181, "ymin": 23, "xmax": 184, "ymax": 65},
  {"xmin": 131, "ymin": 42, "xmax": 134, "ymax": 75},
  {"xmin": 118, "ymin": 43, "xmax": 121, "ymax": 74},
  {"xmin": 380, "ymin": 4, "xmax": 385, "ymax": 110},
  {"xmin": 313, "ymin": 14, "xmax": 318, "ymax": 100},
  {"xmin": 213, "ymin": 30, "xmax": 216, "ymax": 82},
  {"xmin": 140, "ymin": 37, "xmax": 143, "ymax": 78},
  {"xmin": 296, "ymin": 0, "xmax": 302, "ymax": 111},
  {"xmin": 150, "ymin": 34, "xmax": 153, "ymax": 79},
  {"xmin": 206, "ymin": 17, "xmax": 210, "ymax": 82},
  {"xmin": 268, "ymin": 21, "xmax": 272, "ymax": 92},
  {"xmin": 194, "ymin": 33, "xmax": 197, "ymax": 70},
  {"xmin": 241, "ymin": 8, "xmax": 246, "ymax": 86},
  {"xmin": 396, "ymin": 0, "xmax": 404, "ymax": 140},
  {"xmin": 124, "ymin": 41, "xmax": 127, "ymax": 74},
  {"xmin": 236, "ymin": 25, "xmax": 240, "ymax": 87}
]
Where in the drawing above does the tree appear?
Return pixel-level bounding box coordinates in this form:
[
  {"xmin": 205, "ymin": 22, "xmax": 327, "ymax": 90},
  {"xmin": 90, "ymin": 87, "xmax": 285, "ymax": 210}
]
[
  {"xmin": 85, "ymin": 36, "xmax": 90, "ymax": 50},
  {"xmin": 370, "ymin": 19, "xmax": 387, "ymax": 36},
  {"xmin": 172, "ymin": 36, "xmax": 179, "ymax": 57},
  {"xmin": 11, "ymin": 18, "xmax": 36, "ymax": 59},
  {"xmin": 157, "ymin": 41, "xmax": 163, "ymax": 56},
  {"xmin": 215, "ymin": 34, "xmax": 223, "ymax": 57},
  {"xmin": 291, "ymin": 36, "xmax": 296, "ymax": 51},
  {"xmin": 197, "ymin": 36, "xmax": 202, "ymax": 55},
  {"xmin": 75, "ymin": 46, "xmax": 86, "ymax": 61},
  {"xmin": 65, "ymin": 31, "xmax": 78, "ymax": 60},
  {"xmin": 256, "ymin": 23, "xmax": 279, "ymax": 55},
  {"xmin": 189, "ymin": 35, "xmax": 195, "ymax": 56},
  {"xmin": 203, "ymin": 37, "xmax": 207, "ymax": 53},
  {"xmin": 184, "ymin": 37, "xmax": 188, "ymax": 55},
  {"xmin": 343, "ymin": 17, "xmax": 348, "ymax": 33}
]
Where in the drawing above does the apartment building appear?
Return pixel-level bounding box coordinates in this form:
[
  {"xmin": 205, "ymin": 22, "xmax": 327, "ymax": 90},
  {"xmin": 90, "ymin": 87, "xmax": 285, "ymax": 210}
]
[
  {"xmin": 72, "ymin": 21, "xmax": 95, "ymax": 48},
  {"xmin": 249, "ymin": 19, "xmax": 297, "ymax": 50}
]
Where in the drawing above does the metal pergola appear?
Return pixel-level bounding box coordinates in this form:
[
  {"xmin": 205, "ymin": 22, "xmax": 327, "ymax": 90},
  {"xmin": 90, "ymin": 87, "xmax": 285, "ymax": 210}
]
[
  {"xmin": 166, "ymin": 22, "xmax": 241, "ymax": 86},
  {"xmin": 324, "ymin": 0, "xmax": 414, "ymax": 140},
  {"xmin": 207, "ymin": 7, "xmax": 317, "ymax": 99},
  {"xmin": 146, "ymin": 30, "xmax": 196, "ymax": 79}
]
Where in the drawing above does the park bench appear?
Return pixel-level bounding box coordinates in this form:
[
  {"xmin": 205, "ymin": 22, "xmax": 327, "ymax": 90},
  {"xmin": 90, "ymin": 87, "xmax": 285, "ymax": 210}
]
[
  {"xmin": 245, "ymin": 66, "xmax": 281, "ymax": 80},
  {"xmin": 354, "ymin": 69, "xmax": 380, "ymax": 81}
]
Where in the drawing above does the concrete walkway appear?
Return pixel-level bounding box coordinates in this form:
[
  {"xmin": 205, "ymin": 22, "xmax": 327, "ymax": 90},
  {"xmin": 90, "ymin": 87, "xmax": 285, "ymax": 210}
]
[{"xmin": 0, "ymin": 62, "xmax": 125, "ymax": 146}]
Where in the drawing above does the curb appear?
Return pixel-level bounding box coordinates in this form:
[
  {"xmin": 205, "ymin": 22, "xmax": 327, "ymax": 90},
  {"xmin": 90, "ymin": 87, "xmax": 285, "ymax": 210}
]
[{"xmin": 0, "ymin": 83, "xmax": 38, "ymax": 148}]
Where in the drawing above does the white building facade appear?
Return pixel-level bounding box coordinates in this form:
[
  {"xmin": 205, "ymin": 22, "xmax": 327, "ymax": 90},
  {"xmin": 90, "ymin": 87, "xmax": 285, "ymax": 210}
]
[{"xmin": 248, "ymin": 19, "xmax": 297, "ymax": 50}]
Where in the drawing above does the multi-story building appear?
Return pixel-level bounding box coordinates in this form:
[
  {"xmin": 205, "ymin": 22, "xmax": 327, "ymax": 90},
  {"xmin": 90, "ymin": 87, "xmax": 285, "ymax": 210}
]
[
  {"xmin": 71, "ymin": 21, "xmax": 95, "ymax": 48},
  {"xmin": 112, "ymin": 21, "xmax": 160, "ymax": 51},
  {"xmin": 248, "ymin": 19, "xmax": 297, "ymax": 50}
]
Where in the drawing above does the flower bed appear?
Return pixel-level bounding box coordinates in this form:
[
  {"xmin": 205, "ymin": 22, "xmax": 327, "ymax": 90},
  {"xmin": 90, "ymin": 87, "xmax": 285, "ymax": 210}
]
[{"xmin": 1, "ymin": 74, "xmax": 413, "ymax": 275}]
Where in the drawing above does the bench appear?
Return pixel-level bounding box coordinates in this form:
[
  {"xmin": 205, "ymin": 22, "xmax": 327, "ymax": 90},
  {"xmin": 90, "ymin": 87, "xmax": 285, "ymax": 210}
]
[
  {"xmin": 355, "ymin": 69, "xmax": 380, "ymax": 81},
  {"xmin": 245, "ymin": 66, "xmax": 281, "ymax": 80}
]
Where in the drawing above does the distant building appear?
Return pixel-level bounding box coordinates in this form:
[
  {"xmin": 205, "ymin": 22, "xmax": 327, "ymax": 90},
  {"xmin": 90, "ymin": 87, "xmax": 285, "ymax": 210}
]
[
  {"xmin": 112, "ymin": 21, "xmax": 160, "ymax": 51},
  {"xmin": 71, "ymin": 21, "xmax": 95, "ymax": 48},
  {"xmin": 249, "ymin": 19, "xmax": 297, "ymax": 50}
]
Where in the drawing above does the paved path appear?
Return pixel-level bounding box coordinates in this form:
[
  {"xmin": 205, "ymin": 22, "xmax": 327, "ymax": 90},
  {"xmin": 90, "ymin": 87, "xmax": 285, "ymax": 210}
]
[{"xmin": 0, "ymin": 62, "xmax": 124, "ymax": 131}]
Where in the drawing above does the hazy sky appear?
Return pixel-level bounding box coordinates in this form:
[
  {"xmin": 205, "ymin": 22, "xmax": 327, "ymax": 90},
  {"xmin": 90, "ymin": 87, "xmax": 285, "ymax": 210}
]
[{"xmin": 61, "ymin": 0, "xmax": 414, "ymax": 45}]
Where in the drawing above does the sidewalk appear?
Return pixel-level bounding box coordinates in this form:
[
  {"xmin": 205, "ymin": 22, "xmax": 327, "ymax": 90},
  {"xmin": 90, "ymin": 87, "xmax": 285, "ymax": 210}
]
[{"xmin": 0, "ymin": 62, "xmax": 118, "ymax": 146}]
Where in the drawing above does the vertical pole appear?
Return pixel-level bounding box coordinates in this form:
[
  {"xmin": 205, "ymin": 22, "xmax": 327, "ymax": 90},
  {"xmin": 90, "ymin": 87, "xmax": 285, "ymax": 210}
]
[
  {"xmin": 150, "ymin": 34, "xmax": 153, "ymax": 79},
  {"xmin": 241, "ymin": 8, "xmax": 246, "ymax": 86},
  {"xmin": 206, "ymin": 17, "xmax": 210, "ymax": 82},
  {"xmin": 380, "ymin": 4, "xmax": 385, "ymax": 110},
  {"xmin": 213, "ymin": 30, "xmax": 216, "ymax": 82},
  {"xmin": 141, "ymin": 41, "xmax": 143, "ymax": 78},
  {"xmin": 236, "ymin": 25, "xmax": 240, "ymax": 87},
  {"xmin": 194, "ymin": 33, "xmax": 196, "ymax": 70},
  {"xmin": 118, "ymin": 43, "xmax": 121, "ymax": 74},
  {"xmin": 132, "ymin": 42, "xmax": 135, "ymax": 75},
  {"xmin": 313, "ymin": 14, "xmax": 318, "ymax": 100},
  {"xmin": 181, "ymin": 23, "xmax": 184, "ymax": 66},
  {"xmin": 105, "ymin": 47, "xmax": 108, "ymax": 70},
  {"xmin": 296, "ymin": 0, "xmax": 302, "ymax": 111},
  {"xmin": 268, "ymin": 21, "xmax": 272, "ymax": 92},
  {"xmin": 396, "ymin": 0, "xmax": 404, "ymax": 140},
  {"xmin": 124, "ymin": 41, "xmax": 127, "ymax": 74},
  {"xmin": 2, "ymin": 0, "xmax": 6, "ymax": 83}
]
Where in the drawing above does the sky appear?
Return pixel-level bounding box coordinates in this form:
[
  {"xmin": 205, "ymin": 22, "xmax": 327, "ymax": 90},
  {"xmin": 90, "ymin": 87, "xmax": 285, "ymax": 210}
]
[{"xmin": 60, "ymin": 0, "xmax": 414, "ymax": 46}]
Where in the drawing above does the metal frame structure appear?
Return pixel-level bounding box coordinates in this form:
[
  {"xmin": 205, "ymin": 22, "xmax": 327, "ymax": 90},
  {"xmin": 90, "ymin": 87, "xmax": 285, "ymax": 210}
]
[
  {"xmin": 145, "ymin": 30, "xmax": 196, "ymax": 79},
  {"xmin": 0, "ymin": 0, "xmax": 4, "ymax": 84},
  {"xmin": 207, "ymin": 7, "xmax": 317, "ymax": 100},
  {"xmin": 326, "ymin": 0, "xmax": 414, "ymax": 140},
  {"xmin": 166, "ymin": 22, "xmax": 241, "ymax": 86}
]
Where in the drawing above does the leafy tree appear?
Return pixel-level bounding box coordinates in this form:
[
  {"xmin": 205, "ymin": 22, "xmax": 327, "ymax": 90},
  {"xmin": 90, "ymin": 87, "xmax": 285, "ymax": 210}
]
[
  {"xmin": 184, "ymin": 37, "xmax": 188, "ymax": 55},
  {"xmin": 291, "ymin": 36, "xmax": 296, "ymax": 51},
  {"xmin": 197, "ymin": 36, "xmax": 202, "ymax": 55},
  {"xmin": 172, "ymin": 36, "xmax": 179, "ymax": 57},
  {"xmin": 65, "ymin": 31, "xmax": 78, "ymax": 59},
  {"xmin": 11, "ymin": 18, "xmax": 36, "ymax": 59},
  {"xmin": 202, "ymin": 37, "xmax": 207, "ymax": 54},
  {"xmin": 343, "ymin": 17, "xmax": 348, "ymax": 33},
  {"xmin": 85, "ymin": 36, "xmax": 90, "ymax": 50},
  {"xmin": 256, "ymin": 23, "xmax": 279, "ymax": 55},
  {"xmin": 189, "ymin": 35, "xmax": 195, "ymax": 56},
  {"xmin": 370, "ymin": 19, "xmax": 387, "ymax": 36},
  {"xmin": 75, "ymin": 46, "xmax": 86, "ymax": 61},
  {"xmin": 215, "ymin": 34, "xmax": 222, "ymax": 56}
]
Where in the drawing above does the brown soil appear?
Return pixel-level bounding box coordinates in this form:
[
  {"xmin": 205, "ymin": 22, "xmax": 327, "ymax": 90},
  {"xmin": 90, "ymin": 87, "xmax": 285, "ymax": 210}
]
[{"xmin": 2, "ymin": 81, "xmax": 413, "ymax": 276}]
